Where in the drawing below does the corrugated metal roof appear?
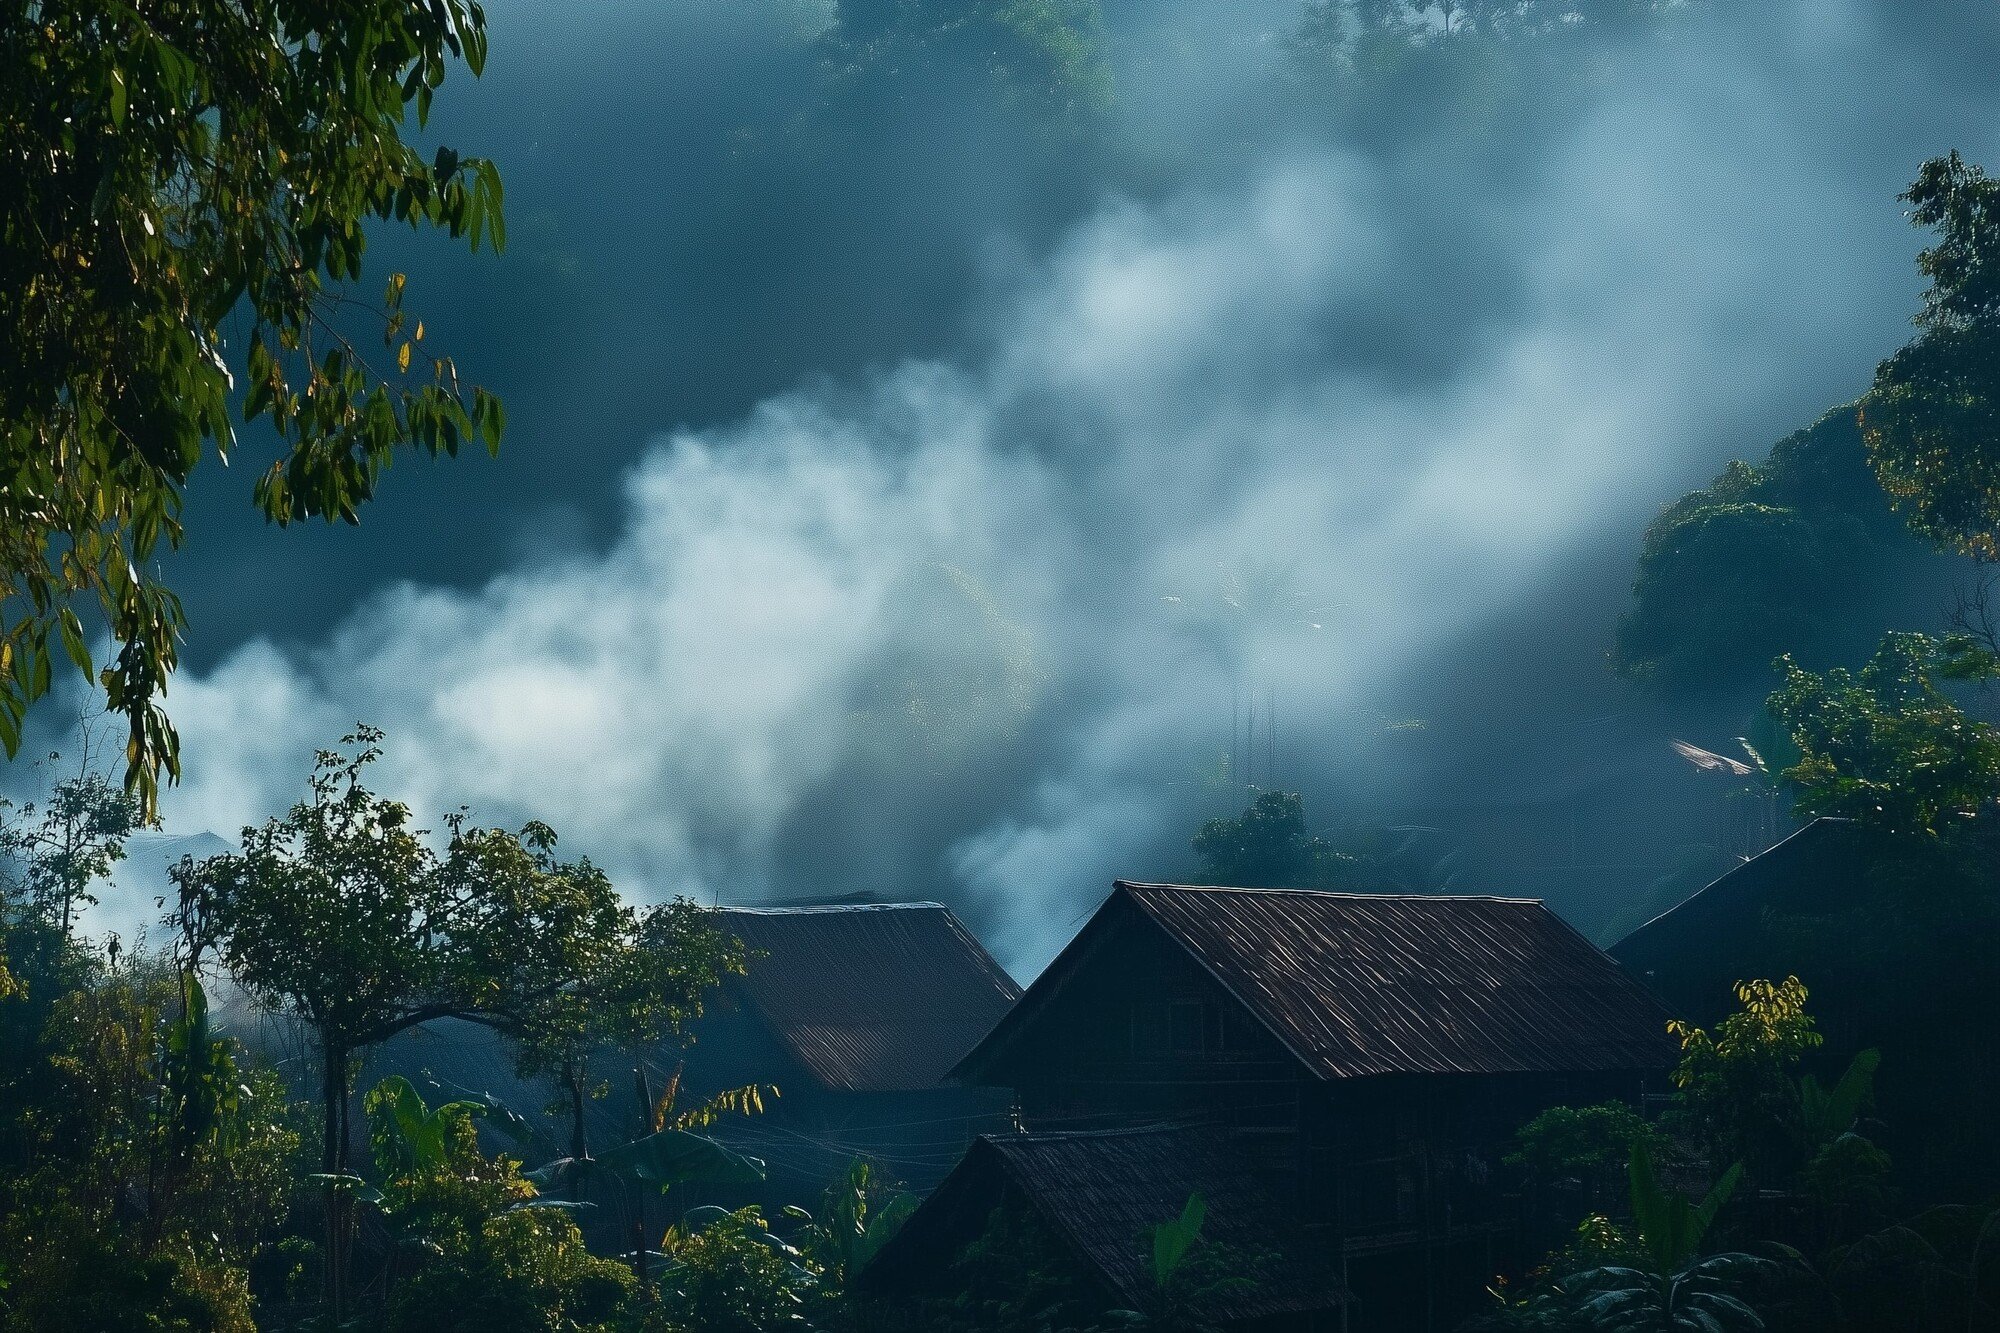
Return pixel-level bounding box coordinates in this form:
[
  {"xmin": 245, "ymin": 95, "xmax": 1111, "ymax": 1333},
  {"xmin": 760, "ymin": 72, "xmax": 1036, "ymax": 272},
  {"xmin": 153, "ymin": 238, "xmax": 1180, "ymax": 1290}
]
[
  {"xmin": 959, "ymin": 882, "xmax": 1676, "ymax": 1084},
  {"xmin": 719, "ymin": 902, "xmax": 1021, "ymax": 1092},
  {"xmin": 865, "ymin": 1125, "xmax": 1345, "ymax": 1321},
  {"xmin": 1117, "ymin": 882, "xmax": 1678, "ymax": 1078}
]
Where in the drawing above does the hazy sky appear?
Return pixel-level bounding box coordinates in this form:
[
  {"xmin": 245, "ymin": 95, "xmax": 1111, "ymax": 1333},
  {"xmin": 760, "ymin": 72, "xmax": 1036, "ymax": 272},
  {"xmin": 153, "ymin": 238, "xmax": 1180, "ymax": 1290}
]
[{"xmin": 37, "ymin": 0, "xmax": 2000, "ymax": 973}]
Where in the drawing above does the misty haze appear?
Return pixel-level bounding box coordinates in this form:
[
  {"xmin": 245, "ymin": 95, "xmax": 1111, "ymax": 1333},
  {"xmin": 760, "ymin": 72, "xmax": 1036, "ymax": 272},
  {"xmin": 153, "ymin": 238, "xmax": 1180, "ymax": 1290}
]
[{"xmin": 4, "ymin": 2, "xmax": 1999, "ymax": 1331}]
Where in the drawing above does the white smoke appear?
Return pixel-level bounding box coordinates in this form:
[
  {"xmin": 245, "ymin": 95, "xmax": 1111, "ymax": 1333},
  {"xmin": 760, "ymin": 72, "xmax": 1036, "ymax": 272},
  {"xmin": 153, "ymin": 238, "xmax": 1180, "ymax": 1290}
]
[{"xmin": 122, "ymin": 4, "xmax": 1981, "ymax": 973}]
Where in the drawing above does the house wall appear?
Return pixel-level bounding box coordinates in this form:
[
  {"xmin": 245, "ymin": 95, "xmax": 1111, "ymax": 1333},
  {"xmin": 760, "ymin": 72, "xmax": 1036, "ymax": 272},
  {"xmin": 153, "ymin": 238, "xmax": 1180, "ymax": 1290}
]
[
  {"xmin": 1001, "ymin": 909, "xmax": 1309, "ymax": 1135},
  {"xmin": 1300, "ymin": 1069, "xmax": 1654, "ymax": 1242},
  {"xmin": 988, "ymin": 904, "xmax": 1663, "ymax": 1267}
]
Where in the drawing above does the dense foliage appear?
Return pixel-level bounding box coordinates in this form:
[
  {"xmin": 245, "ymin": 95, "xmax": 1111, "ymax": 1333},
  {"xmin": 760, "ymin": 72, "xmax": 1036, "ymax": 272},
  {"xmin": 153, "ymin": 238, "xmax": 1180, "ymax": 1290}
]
[
  {"xmin": 1473, "ymin": 980, "xmax": 1998, "ymax": 1333},
  {"xmin": 822, "ymin": 0, "xmax": 1111, "ymax": 130},
  {"xmin": 1189, "ymin": 790, "xmax": 1440, "ymax": 891},
  {"xmin": 1190, "ymin": 791, "xmax": 1360, "ymax": 889},
  {"xmin": 1615, "ymin": 408, "xmax": 1933, "ymax": 699},
  {"xmin": 1863, "ymin": 152, "xmax": 2000, "ymax": 559},
  {"xmin": 0, "ymin": 934, "xmax": 298, "ymax": 1333},
  {"xmin": 170, "ymin": 729, "xmax": 742, "ymax": 1316},
  {"xmin": 0, "ymin": 0, "xmax": 504, "ymax": 809},
  {"xmin": 0, "ymin": 729, "xmax": 810, "ymax": 1332},
  {"xmin": 1766, "ymin": 634, "xmax": 2000, "ymax": 837},
  {"xmin": 1506, "ymin": 1102, "xmax": 1665, "ymax": 1203},
  {"xmin": 364, "ymin": 1079, "xmax": 637, "ymax": 1333}
]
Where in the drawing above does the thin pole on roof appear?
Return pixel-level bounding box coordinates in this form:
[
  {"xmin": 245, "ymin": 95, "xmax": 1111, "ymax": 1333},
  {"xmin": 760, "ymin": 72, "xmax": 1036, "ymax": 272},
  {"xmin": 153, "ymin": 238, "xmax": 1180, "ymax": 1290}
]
[
  {"xmin": 1246, "ymin": 691, "xmax": 1257, "ymax": 792},
  {"xmin": 1268, "ymin": 685, "xmax": 1276, "ymax": 789},
  {"xmin": 1231, "ymin": 683, "xmax": 1240, "ymax": 800}
]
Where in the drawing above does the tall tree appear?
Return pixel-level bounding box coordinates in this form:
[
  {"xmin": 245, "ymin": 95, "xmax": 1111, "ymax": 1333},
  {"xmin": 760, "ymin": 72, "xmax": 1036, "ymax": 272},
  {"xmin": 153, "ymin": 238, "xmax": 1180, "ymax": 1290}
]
[
  {"xmin": 1864, "ymin": 153, "xmax": 2000, "ymax": 559},
  {"xmin": 174, "ymin": 728, "xmax": 639, "ymax": 1315},
  {"xmin": 1191, "ymin": 791, "xmax": 1360, "ymax": 890},
  {"xmin": 0, "ymin": 0, "xmax": 506, "ymax": 813},
  {"xmin": 0, "ymin": 765, "xmax": 143, "ymax": 937},
  {"xmin": 1615, "ymin": 406, "xmax": 1932, "ymax": 700},
  {"xmin": 462, "ymin": 838, "xmax": 742, "ymax": 1163}
]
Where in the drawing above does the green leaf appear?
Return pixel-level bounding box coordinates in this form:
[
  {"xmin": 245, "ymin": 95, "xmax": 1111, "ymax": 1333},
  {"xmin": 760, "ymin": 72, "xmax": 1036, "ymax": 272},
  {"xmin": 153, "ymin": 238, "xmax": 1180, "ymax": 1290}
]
[
  {"xmin": 56, "ymin": 609, "xmax": 91, "ymax": 675},
  {"xmin": 592, "ymin": 1127, "xmax": 766, "ymax": 1192},
  {"xmin": 1694, "ymin": 1162, "xmax": 1744, "ymax": 1241},
  {"xmin": 1151, "ymin": 1192, "xmax": 1206, "ymax": 1289}
]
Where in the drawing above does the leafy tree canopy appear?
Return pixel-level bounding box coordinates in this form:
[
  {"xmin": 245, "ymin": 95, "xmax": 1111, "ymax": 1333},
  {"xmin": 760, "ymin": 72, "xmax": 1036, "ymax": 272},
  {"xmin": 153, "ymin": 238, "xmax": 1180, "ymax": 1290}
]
[
  {"xmin": 1766, "ymin": 632, "xmax": 2000, "ymax": 838},
  {"xmin": 1615, "ymin": 406, "xmax": 1928, "ymax": 699},
  {"xmin": 0, "ymin": 766, "xmax": 143, "ymax": 937},
  {"xmin": 821, "ymin": 0, "xmax": 1111, "ymax": 129},
  {"xmin": 175, "ymin": 727, "xmax": 690, "ymax": 1311},
  {"xmin": 1191, "ymin": 791, "xmax": 1363, "ymax": 890},
  {"xmin": 0, "ymin": 0, "xmax": 505, "ymax": 812},
  {"xmin": 500, "ymin": 874, "xmax": 743, "ymax": 1160},
  {"xmin": 1285, "ymin": 0, "xmax": 1694, "ymax": 143},
  {"xmin": 1864, "ymin": 152, "xmax": 2000, "ymax": 558}
]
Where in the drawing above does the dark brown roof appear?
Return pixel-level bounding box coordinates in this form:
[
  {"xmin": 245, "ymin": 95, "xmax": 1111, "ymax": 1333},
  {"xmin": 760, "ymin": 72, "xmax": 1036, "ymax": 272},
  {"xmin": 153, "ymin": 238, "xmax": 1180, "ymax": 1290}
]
[
  {"xmin": 1607, "ymin": 817, "xmax": 1980, "ymax": 1024},
  {"xmin": 962, "ymin": 882, "xmax": 1677, "ymax": 1082},
  {"xmin": 719, "ymin": 903, "xmax": 1021, "ymax": 1092},
  {"xmin": 862, "ymin": 1126, "xmax": 1346, "ymax": 1321},
  {"xmin": 1609, "ymin": 820, "xmax": 1856, "ymax": 1008}
]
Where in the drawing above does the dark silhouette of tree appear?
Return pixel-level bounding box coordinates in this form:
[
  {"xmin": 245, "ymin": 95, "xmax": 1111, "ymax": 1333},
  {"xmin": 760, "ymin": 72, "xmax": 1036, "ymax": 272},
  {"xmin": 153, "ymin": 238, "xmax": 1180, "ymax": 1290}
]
[{"xmin": 1191, "ymin": 791, "xmax": 1360, "ymax": 890}]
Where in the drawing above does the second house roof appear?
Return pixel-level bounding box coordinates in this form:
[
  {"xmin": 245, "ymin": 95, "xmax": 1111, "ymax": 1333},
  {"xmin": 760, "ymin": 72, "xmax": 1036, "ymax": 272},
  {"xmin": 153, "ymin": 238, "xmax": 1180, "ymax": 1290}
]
[{"xmin": 958, "ymin": 881, "xmax": 1677, "ymax": 1082}]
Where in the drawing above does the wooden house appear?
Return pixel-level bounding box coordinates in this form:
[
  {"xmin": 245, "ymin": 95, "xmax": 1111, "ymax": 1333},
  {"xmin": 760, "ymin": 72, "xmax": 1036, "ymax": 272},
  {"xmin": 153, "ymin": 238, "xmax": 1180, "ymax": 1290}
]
[
  {"xmin": 860, "ymin": 1124, "xmax": 1349, "ymax": 1330},
  {"xmin": 1609, "ymin": 817, "xmax": 1895, "ymax": 1028},
  {"xmin": 344, "ymin": 901, "xmax": 1020, "ymax": 1209},
  {"xmin": 943, "ymin": 881, "xmax": 1679, "ymax": 1330},
  {"xmin": 674, "ymin": 901, "xmax": 1022, "ymax": 1202},
  {"xmin": 1612, "ymin": 818, "xmax": 2000, "ymax": 1199}
]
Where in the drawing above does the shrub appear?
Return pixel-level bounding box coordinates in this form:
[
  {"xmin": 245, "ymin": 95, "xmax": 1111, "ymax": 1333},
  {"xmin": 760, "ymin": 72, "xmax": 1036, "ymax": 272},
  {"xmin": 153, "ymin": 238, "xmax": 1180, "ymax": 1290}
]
[
  {"xmin": 1508, "ymin": 1102, "xmax": 1666, "ymax": 1192},
  {"xmin": 649, "ymin": 1207, "xmax": 813, "ymax": 1333}
]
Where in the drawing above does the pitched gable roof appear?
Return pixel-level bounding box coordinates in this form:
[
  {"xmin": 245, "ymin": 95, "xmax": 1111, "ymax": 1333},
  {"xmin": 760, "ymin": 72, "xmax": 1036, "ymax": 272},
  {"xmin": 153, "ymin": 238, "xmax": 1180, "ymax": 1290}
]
[
  {"xmin": 1606, "ymin": 818, "xmax": 1965, "ymax": 1023},
  {"xmin": 718, "ymin": 902, "xmax": 1021, "ymax": 1092},
  {"xmin": 1610, "ymin": 819, "xmax": 1854, "ymax": 988},
  {"xmin": 861, "ymin": 1126, "xmax": 1346, "ymax": 1321},
  {"xmin": 960, "ymin": 882, "xmax": 1677, "ymax": 1083}
]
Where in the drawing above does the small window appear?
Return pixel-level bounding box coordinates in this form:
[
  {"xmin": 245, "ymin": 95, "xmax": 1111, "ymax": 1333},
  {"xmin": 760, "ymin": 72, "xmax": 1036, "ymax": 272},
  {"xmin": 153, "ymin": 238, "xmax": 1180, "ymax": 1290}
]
[{"xmin": 1168, "ymin": 1000, "xmax": 1206, "ymax": 1054}]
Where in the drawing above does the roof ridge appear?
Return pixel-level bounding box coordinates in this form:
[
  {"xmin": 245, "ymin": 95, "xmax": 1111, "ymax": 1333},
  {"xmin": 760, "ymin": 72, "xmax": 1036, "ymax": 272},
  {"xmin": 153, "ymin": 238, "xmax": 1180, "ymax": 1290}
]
[
  {"xmin": 1608, "ymin": 816, "xmax": 1850, "ymax": 949},
  {"xmin": 715, "ymin": 901, "xmax": 949, "ymax": 915},
  {"xmin": 1115, "ymin": 880, "xmax": 1544, "ymax": 904}
]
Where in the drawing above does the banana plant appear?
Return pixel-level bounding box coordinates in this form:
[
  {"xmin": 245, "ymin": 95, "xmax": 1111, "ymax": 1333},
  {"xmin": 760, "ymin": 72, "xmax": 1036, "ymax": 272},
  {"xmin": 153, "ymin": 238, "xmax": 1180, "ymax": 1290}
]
[
  {"xmin": 1563, "ymin": 1143, "xmax": 1767, "ymax": 1332},
  {"xmin": 157, "ymin": 973, "xmax": 247, "ymax": 1163},
  {"xmin": 524, "ymin": 1123, "xmax": 765, "ymax": 1196},
  {"xmin": 365, "ymin": 1074, "xmax": 492, "ymax": 1175},
  {"xmin": 1800, "ymin": 1048, "xmax": 1881, "ymax": 1147},
  {"xmin": 1151, "ymin": 1193, "xmax": 1208, "ymax": 1291},
  {"xmin": 793, "ymin": 1160, "xmax": 917, "ymax": 1282}
]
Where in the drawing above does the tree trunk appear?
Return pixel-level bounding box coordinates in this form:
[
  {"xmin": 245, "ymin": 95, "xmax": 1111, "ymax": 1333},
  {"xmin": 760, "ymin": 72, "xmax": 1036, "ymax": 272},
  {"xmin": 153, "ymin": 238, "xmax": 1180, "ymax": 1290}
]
[
  {"xmin": 633, "ymin": 1066, "xmax": 653, "ymax": 1281},
  {"xmin": 567, "ymin": 1063, "xmax": 589, "ymax": 1162},
  {"xmin": 321, "ymin": 1040, "xmax": 348, "ymax": 1320}
]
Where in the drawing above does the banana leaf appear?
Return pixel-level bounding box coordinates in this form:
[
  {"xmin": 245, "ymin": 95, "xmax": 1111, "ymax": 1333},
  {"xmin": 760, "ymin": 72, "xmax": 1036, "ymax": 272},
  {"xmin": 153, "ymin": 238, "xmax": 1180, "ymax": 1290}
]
[{"xmin": 527, "ymin": 1127, "xmax": 764, "ymax": 1194}]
